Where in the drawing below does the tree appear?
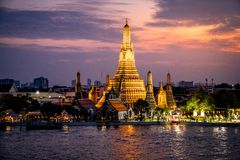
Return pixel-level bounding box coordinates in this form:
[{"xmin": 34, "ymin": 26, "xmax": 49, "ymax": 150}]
[
  {"xmin": 0, "ymin": 95, "xmax": 41, "ymax": 114},
  {"xmin": 133, "ymin": 99, "xmax": 150, "ymax": 121},
  {"xmin": 28, "ymin": 99, "xmax": 40, "ymax": 111},
  {"xmin": 234, "ymin": 83, "xmax": 240, "ymax": 89},
  {"xmin": 63, "ymin": 105, "xmax": 78, "ymax": 117},
  {"xmin": 214, "ymin": 83, "xmax": 232, "ymax": 88},
  {"xmin": 0, "ymin": 95, "xmax": 29, "ymax": 114},
  {"xmin": 213, "ymin": 90, "xmax": 240, "ymax": 109},
  {"xmin": 184, "ymin": 88, "xmax": 215, "ymax": 115},
  {"xmin": 185, "ymin": 96, "xmax": 199, "ymax": 114},
  {"xmin": 154, "ymin": 107, "xmax": 164, "ymax": 122},
  {"xmin": 40, "ymin": 102, "xmax": 62, "ymax": 117}
]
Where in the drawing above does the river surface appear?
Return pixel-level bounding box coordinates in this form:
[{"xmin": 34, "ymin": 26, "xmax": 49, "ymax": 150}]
[{"xmin": 0, "ymin": 125, "xmax": 240, "ymax": 160}]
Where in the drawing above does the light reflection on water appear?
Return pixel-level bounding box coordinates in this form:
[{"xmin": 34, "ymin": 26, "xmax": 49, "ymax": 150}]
[
  {"xmin": 5, "ymin": 126, "xmax": 12, "ymax": 132},
  {"xmin": 234, "ymin": 128, "xmax": 238, "ymax": 134},
  {"xmin": 170, "ymin": 125, "xmax": 186, "ymax": 159},
  {"xmin": 0, "ymin": 125, "xmax": 240, "ymax": 160},
  {"xmin": 212, "ymin": 127, "xmax": 228, "ymax": 157},
  {"xmin": 62, "ymin": 125, "xmax": 69, "ymax": 134}
]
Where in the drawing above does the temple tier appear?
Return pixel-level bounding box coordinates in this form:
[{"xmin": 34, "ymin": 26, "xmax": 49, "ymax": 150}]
[{"xmin": 97, "ymin": 20, "xmax": 146, "ymax": 108}]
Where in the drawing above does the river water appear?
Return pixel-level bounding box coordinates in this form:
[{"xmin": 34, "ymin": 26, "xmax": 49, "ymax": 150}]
[{"xmin": 0, "ymin": 125, "xmax": 240, "ymax": 160}]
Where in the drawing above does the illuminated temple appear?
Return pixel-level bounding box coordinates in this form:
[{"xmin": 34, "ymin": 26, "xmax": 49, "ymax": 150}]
[
  {"xmin": 96, "ymin": 20, "xmax": 146, "ymax": 108},
  {"xmin": 155, "ymin": 73, "xmax": 177, "ymax": 110}
]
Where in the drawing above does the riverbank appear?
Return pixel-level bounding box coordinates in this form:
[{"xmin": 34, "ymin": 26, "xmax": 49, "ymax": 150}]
[
  {"xmin": 1, "ymin": 121, "xmax": 240, "ymax": 128},
  {"xmin": 64, "ymin": 121, "xmax": 240, "ymax": 127}
]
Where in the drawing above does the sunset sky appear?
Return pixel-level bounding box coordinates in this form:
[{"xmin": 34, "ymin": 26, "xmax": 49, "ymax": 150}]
[{"xmin": 0, "ymin": 0, "xmax": 240, "ymax": 86}]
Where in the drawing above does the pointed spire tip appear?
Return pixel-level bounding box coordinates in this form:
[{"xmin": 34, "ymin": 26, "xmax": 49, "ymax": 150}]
[{"xmin": 124, "ymin": 18, "xmax": 129, "ymax": 28}]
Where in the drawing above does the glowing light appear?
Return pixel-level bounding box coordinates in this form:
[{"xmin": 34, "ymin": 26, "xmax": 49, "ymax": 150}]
[
  {"xmin": 173, "ymin": 125, "xmax": 185, "ymax": 135},
  {"xmin": 5, "ymin": 126, "xmax": 12, "ymax": 132},
  {"xmin": 193, "ymin": 110, "xmax": 198, "ymax": 116},
  {"xmin": 200, "ymin": 110, "xmax": 205, "ymax": 117},
  {"xmin": 125, "ymin": 125, "xmax": 135, "ymax": 134},
  {"xmin": 96, "ymin": 21, "xmax": 146, "ymax": 107},
  {"xmin": 62, "ymin": 125, "xmax": 69, "ymax": 134}
]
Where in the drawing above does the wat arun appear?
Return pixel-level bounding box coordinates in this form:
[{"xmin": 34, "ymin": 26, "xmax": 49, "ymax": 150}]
[{"xmin": 96, "ymin": 20, "xmax": 146, "ymax": 108}]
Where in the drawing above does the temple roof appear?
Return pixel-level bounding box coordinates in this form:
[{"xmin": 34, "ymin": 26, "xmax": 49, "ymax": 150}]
[
  {"xmin": 77, "ymin": 98, "xmax": 97, "ymax": 110},
  {"xmin": 107, "ymin": 99, "xmax": 127, "ymax": 112}
]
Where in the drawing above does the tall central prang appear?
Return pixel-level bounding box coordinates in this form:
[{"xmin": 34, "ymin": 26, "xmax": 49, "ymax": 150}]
[{"xmin": 96, "ymin": 19, "xmax": 146, "ymax": 108}]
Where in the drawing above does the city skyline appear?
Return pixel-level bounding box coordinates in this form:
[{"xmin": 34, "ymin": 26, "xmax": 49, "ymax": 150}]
[{"xmin": 0, "ymin": 0, "xmax": 240, "ymax": 86}]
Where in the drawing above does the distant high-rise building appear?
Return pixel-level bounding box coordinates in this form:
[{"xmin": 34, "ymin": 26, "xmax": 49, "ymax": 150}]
[
  {"xmin": 33, "ymin": 77, "xmax": 49, "ymax": 89},
  {"xmin": 30, "ymin": 82, "xmax": 34, "ymax": 88},
  {"xmin": 145, "ymin": 71, "xmax": 157, "ymax": 110},
  {"xmin": 178, "ymin": 81, "xmax": 193, "ymax": 88},
  {"xmin": 0, "ymin": 78, "xmax": 20, "ymax": 88},
  {"xmin": 94, "ymin": 80, "xmax": 101, "ymax": 87},
  {"xmin": 71, "ymin": 80, "xmax": 76, "ymax": 88},
  {"xmin": 87, "ymin": 78, "xmax": 92, "ymax": 89},
  {"xmin": 20, "ymin": 82, "xmax": 29, "ymax": 88}
]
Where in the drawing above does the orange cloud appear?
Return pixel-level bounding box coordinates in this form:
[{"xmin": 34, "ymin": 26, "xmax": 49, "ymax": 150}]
[
  {"xmin": 0, "ymin": 23, "xmax": 239, "ymax": 55},
  {"xmin": 133, "ymin": 23, "xmax": 240, "ymax": 54}
]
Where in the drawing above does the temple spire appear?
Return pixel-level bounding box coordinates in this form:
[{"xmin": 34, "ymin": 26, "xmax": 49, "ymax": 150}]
[
  {"xmin": 96, "ymin": 19, "xmax": 146, "ymax": 108},
  {"xmin": 146, "ymin": 70, "xmax": 157, "ymax": 110},
  {"xmin": 147, "ymin": 71, "xmax": 153, "ymax": 93},
  {"xmin": 166, "ymin": 72, "xmax": 176, "ymax": 110},
  {"xmin": 119, "ymin": 19, "xmax": 134, "ymax": 62},
  {"xmin": 160, "ymin": 82, "xmax": 163, "ymax": 90},
  {"xmin": 75, "ymin": 72, "xmax": 83, "ymax": 99},
  {"xmin": 122, "ymin": 19, "xmax": 131, "ymax": 45},
  {"xmin": 167, "ymin": 72, "xmax": 171, "ymax": 85}
]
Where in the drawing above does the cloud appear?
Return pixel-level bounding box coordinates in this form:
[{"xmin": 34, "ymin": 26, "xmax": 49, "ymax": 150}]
[
  {"xmin": 142, "ymin": 0, "xmax": 240, "ymax": 54},
  {"xmin": 0, "ymin": 37, "xmax": 118, "ymax": 53},
  {"xmin": 147, "ymin": 0, "xmax": 240, "ymax": 33},
  {"xmin": 0, "ymin": 0, "xmax": 240, "ymax": 85},
  {"xmin": 0, "ymin": 0, "xmax": 129, "ymax": 14},
  {"xmin": 0, "ymin": 7, "xmax": 120, "ymax": 41}
]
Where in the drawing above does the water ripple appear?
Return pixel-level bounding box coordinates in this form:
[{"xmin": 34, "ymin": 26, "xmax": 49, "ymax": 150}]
[{"xmin": 0, "ymin": 125, "xmax": 240, "ymax": 160}]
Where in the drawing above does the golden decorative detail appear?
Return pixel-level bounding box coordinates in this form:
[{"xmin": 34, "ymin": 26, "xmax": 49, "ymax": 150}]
[{"xmin": 96, "ymin": 21, "xmax": 146, "ymax": 108}]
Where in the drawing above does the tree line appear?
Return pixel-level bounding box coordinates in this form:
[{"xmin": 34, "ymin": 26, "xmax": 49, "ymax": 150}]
[{"xmin": 0, "ymin": 87, "xmax": 240, "ymax": 120}]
